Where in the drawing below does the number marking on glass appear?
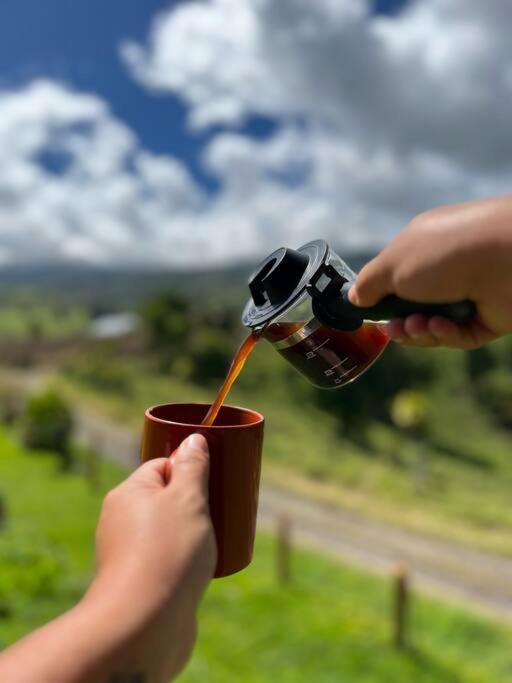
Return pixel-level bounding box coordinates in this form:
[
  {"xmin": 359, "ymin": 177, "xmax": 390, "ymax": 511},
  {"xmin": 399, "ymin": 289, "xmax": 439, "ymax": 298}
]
[
  {"xmin": 305, "ymin": 337, "xmax": 330, "ymax": 360},
  {"xmin": 324, "ymin": 357, "xmax": 352, "ymax": 377}
]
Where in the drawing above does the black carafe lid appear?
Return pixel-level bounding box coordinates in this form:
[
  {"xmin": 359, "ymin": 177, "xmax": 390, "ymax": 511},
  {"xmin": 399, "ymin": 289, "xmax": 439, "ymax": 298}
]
[{"xmin": 242, "ymin": 240, "xmax": 328, "ymax": 328}]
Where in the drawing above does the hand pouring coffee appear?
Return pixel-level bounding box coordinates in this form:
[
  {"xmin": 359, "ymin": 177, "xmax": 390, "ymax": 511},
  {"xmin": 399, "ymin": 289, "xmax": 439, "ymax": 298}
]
[{"xmin": 242, "ymin": 239, "xmax": 475, "ymax": 389}]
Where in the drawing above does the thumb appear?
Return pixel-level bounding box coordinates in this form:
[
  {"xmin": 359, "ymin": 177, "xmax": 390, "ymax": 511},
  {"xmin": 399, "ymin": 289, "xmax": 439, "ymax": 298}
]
[
  {"xmin": 350, "ymin": 256, "xmax": 394, "ymax": 307},
  {"xmin": 170, "ymin": 433, "xmax": 210, "ymax": 500}
]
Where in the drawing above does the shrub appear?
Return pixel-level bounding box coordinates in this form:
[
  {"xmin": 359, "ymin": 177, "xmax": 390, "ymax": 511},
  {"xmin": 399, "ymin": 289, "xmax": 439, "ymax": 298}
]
[
  {"xmin": 22, "ymin": 390, "xmax": 74, "ymax": 469},
  {"xmin": 140, "ymin": 290, "xmax": 191, "ymax": 360},
  {"xmin": 0, "ymin": 537, "xmax": 64, "ymax": 618}
]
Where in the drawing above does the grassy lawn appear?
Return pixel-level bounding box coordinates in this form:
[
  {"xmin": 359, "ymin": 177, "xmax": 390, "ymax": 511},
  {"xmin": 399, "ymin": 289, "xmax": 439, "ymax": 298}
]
[
  {"xmin": 0, "ymin": 428, "xmax": 123, "ymax": 645},
  {"xmin": 186, "ymin": 535, "xmax": 512, "ymax": 683},
  {"xmin": 0, "ymin": 427, "xmax": 512, "ymax": 681},
  {"xmin": 53, "ymin": 343, "xmax": 512, "ymax": 556}
]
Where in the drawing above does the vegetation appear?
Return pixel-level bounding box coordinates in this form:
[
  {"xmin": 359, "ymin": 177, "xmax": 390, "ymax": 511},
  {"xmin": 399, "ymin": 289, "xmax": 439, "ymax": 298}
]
[
  {"xmin": 3, "ymin": 279, "xmax": 512, "ymax": 680},
  {"xmin": 48, "ymin": 286, "xmax": 512, "ymax": 556},
  {"xmin": 184, "ymin": 535, "xmax": 512, "ymax": 683},
  {"xmin": 66, "ymin": 347, "xmax": 133, "ymax": 394},
  {"xmin": 1, "ymin": 428, "xmax": 512, "ymax": 682},
  {"xmin": 0, "ymin": 379, "xmax": 25, "ymax": 426},
  {"xmin": 0, "ymin": 428, "xmax": 121, "ymax": 646},
  {"xmin": 22, "ymin": 390, "xmax": 74, "ymax": 469},
  {"xmin": 0, "ymin": 295, "xmax": 88, "ymax": 341}
]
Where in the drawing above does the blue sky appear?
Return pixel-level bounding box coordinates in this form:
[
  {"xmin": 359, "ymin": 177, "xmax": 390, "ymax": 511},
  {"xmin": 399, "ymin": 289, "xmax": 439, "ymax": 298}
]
[
  {"xmin": 0, "ymin": 0, "xmax": 407, "ymax": 193},
  {"xmin": 0, "ymin": 0, "xmax": 280, "ymax": 192}
]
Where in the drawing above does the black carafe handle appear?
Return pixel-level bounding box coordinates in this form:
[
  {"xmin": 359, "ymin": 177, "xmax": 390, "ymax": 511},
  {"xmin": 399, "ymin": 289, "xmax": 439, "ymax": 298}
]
[
  {"xmin": 341, "ymin": 284, "xmax": 476, "ymax": 324},
  {"xmin": 313, "ymin": 282, "xmax": 476, "ymax": 331}
]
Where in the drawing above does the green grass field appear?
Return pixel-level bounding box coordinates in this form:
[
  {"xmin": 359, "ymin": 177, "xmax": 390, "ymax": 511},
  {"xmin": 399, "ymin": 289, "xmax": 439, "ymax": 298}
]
[
  {"xmin": 1, "ymin": 427, "xmax": 512, "ymax": 681},
  {"xmin": 0, "ymin": 302, "xmax": 88, "ymax": 340},
  {"xmin": 0, "ymin": 429, "xmax": 122, "ymax": 645},
  {"xmin": 54, "ymin": 340, "xmax": 512, "ymax": 556}
]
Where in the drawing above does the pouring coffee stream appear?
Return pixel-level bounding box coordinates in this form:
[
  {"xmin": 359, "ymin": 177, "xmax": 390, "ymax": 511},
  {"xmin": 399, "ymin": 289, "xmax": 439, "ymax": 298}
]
[
  {"xmin": 201, "ymin": 329, "xmax": 262, "ymax": 426},
  {"xmin": 203, "ymin": 239, "xmax": 476, "ymax": 424}
]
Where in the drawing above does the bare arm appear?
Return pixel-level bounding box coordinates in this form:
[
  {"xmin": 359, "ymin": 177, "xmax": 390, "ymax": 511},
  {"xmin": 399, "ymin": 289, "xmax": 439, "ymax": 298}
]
[
  {"xmin": 0, "ymin": 434, "xmax": 216, "ymax": 683},
  {"xmin": 350, "ymin": 195, "xmax": 512, "ymax": 348}
]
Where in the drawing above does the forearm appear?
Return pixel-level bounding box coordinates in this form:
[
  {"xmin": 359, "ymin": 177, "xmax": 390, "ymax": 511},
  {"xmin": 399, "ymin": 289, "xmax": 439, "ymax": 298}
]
[{"xmin": 0, "ymin": 571, "xmax": 185, "ymax": 683}]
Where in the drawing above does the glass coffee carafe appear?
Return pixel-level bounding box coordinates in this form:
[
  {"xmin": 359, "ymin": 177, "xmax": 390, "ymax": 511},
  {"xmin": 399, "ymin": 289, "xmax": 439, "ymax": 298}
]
[{"xmin": 242, "ymin": 240, "xmax": 475, "ymax": 389}]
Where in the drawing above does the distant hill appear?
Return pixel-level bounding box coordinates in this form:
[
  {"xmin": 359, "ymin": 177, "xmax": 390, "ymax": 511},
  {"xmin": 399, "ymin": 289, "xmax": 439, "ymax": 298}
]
[{"xmin": 0, "ymin": 249, "xmax": 376, "ymax": 312}]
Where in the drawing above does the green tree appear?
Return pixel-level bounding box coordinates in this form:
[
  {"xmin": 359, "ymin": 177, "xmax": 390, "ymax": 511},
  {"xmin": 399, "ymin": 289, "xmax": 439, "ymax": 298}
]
[
  {"xmin": 22, "ymin": 390, "xmax": 74, "ymax": 469},
  {"xmin": 140, "ymin": 291, "xmax": 191, "ymax": 365}
]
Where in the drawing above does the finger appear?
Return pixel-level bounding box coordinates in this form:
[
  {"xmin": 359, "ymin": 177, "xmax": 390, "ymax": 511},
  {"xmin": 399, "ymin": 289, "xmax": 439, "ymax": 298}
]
[
  {"xmin": 129, "ymin": 458, "xmax": 169, "ymax": 488},
  {"xmin": 350, "ymin": 256, "xmax": 394, "ymax": 307},
  {"xmin": 404, "ymin": 314, "xmax": 439, "ymax": 347},
  {"xmin": 382, "ymin": 319, "xmax": 407, "ymax": 342},
  {"xmin": 403, "ymin": 314, "xmax": 430, "ymax": 339},
  {"xmin": 384, "ymin": 314, "xmax": 438, "ymax": 347},
  {"xmin": 382, "ymin": 318, "xmax": 438, "ymax": 346},
  {"xmin": 392, "ymin": 315, "xmax": 494, "ymax": 349},
  {"xmin": 428, "ymin": 316, "xmax": 495, "ymax": 349},
  {"xmin": 170, "ymin": 433, "xmax": 210, "ymax": 501},
  {"xmin": 427, "ymin": 316, "xmax": 467, "ymax": 348}
]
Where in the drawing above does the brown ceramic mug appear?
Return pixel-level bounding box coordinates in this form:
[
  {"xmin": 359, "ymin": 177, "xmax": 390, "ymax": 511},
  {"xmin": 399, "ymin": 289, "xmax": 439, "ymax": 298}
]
[{"xmin": 141, "ymin": 402, "xmax": 264, "ymax": 578}]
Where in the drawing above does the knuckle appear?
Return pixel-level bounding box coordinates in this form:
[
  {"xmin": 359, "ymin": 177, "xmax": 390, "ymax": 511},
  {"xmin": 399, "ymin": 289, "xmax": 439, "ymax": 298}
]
[
  {"xmin": 407, "ymin": 208, "xmax": 448, "ymax": 242},
  {"xmin": 102, "ymin": 486, "xmax": 123, "ymax": 510},
  {"xmin": 408, "ymin": 209, "xmax": 437, "ymax": 233}
]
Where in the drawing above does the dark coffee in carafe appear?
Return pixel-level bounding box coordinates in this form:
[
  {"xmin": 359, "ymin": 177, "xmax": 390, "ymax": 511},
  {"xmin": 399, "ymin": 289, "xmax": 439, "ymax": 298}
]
[{"xmin": 264, "ymin": 320, "xmax": 388, "ymax": 389}]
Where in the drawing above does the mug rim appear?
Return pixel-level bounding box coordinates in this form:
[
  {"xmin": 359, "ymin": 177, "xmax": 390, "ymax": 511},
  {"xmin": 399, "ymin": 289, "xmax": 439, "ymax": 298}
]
[{"xmin": 145, "ymin": 402, "xmax": 265, "ymax": 430}]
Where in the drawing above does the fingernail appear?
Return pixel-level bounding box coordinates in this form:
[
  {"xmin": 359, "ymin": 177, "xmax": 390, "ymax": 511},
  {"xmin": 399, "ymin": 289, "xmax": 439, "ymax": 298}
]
[{"xmin": 183, "ymin": 433, "xmax": 208, "ymax": 454}]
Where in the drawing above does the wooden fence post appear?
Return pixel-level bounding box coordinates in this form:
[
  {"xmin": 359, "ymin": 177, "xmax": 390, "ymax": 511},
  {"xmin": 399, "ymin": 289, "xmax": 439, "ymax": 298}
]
[
  {"xmin": 276, "ymin": 515, "xmax": 292, "ymax": 585},
  {"xmin": 392, "ymin": 562, "xmax": 410, "ymax": 649}
]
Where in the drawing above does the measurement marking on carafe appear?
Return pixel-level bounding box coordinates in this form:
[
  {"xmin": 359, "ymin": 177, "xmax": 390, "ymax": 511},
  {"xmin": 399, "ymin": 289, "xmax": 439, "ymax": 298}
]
[
  {"xmin": 334, "ymin": 367, "xmax": 354, "ymax": 383},
  {"xmin": 324, "ymin": 357, "xmax": 350, "ymax": 377},
  {"xmin": 305, "ymin": 337, "xmax": 330, "ymax": 360}
]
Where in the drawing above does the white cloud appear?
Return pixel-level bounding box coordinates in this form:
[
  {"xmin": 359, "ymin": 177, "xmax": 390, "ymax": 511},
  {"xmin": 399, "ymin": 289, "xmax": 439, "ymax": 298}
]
[
  {"xmin": 122, "ymin": 0, "xmax": 512, "ymax": 167},
  {"xmin": 0, "ymin": 80, "xmax": 207, "ymax": 266},
  {"xmin": 120, "ymin": 0, "xmax": 512, "ymax": 259},
  {"xmin": 1, "ymin": 1, "xmax": 512, "ymax": 268}
]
